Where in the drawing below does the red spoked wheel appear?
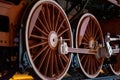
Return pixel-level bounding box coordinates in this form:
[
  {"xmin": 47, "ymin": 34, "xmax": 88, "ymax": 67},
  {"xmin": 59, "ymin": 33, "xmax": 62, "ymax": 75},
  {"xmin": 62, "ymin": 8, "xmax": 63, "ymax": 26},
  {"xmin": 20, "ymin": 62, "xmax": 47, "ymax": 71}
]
[
  {"xmin": 110, "ymin": 42, "xmax": 120, "ymax": 75},
  {"xmin": 76, "ymin": 13, "xmax": 104, "ymax": 78},
  {"xmin": 24, "ymin": 0, "xmax": 73, "ymax": 79}
]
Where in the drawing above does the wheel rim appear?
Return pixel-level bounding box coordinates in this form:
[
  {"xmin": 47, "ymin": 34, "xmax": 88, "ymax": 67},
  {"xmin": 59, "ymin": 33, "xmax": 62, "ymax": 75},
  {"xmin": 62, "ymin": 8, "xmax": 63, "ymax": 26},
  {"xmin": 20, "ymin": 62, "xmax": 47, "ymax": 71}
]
[
  {"xmin": 25, "ymin": 0, "xmax": 73, "ymax": 79},
  {"xmin": 76, "ymin": 13, "xmax": 104, "ymax": 78}
]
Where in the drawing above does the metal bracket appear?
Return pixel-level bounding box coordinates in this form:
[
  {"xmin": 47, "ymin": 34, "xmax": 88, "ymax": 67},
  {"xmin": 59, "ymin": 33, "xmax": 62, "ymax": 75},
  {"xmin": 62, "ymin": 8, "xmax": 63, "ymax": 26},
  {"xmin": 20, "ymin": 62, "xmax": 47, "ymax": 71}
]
[{"xmin": 105, "ymin": 33, "xmax": 120, "ymax": 58}]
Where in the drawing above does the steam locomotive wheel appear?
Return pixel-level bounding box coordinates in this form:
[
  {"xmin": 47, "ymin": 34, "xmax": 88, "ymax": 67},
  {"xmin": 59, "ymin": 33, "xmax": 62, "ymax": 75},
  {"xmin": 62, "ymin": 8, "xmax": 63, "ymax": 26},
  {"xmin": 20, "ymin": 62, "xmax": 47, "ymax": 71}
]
[
  {"xmin": 76, "ymin": 13, "xmax": 104, "ymax": 78},
  {"xmin": 25, "ymin": 0, "xmax": 73, "ymax": 79},
  {"xmin": 110, "ymin": 48, "xmax": 120, "ymax": 75}
]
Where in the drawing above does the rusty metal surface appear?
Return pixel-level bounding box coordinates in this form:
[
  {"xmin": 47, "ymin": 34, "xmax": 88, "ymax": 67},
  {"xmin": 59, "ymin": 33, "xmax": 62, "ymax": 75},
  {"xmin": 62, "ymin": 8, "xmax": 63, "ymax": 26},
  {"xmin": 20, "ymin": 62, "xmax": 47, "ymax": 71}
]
[
  {"xmin": 0, "ymin": 0, "xmax": 27, "ymax": 47},
  {"xmin": 100, "ymin": 18, "xmax": 120, "ymax": 36}
]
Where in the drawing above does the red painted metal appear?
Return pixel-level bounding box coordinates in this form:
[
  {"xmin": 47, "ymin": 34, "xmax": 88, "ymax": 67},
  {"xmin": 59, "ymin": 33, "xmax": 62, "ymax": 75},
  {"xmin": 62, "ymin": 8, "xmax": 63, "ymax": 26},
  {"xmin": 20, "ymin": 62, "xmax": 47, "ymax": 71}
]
[{"xmin": 0, "ymin": 0, "xmax": 27, "ymax": 47}]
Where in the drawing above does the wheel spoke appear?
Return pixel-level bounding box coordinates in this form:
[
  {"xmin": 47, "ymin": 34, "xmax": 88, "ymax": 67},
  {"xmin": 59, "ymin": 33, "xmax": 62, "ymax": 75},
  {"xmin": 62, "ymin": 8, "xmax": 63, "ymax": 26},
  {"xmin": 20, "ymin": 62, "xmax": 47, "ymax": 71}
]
[
  {"xmin": 91, "ymin": 57, "xmax": 96, "ymax": 74},
  {"xmin": 38, "ymin": 17, "xmax": 49, "ymax": 33},
  {"xmin": 30, "ymin": 34, "xmax": 47, "ymax": 40},
  {"xmin": 41, "ymin": 7, "xmax": 51, "ymax": 31},
  {"xmin": 57, "ymin": 54, "xmax": 64, "ymax": 70},
  {"xmin": 87, "ymin": 24, "xmax": 91, "ymax": 36},
  {"xmin": 61, "ymin": 55, "xmax": 69, "ymax": 64},
  {"xmin": 54, "ymin": 53, "xmax": 59, "ymax": 75},
  {"xmin": 90, "ymin": 19, "xmax": 93, "ymax": 36},
  {"xmin": 94, "ymin": 28, "xmax": 99, "ymax": 40},
  {"xmin": 42, "ymin": 51, "xmax": 51, "ymax": 75},
  {"xmin": 58, "ymin": 28, "xmax": 69, "ymax": 37},
  {"xmin": 57, "ymin": 19, "xmax": 65, "ymax": 33},
  {"xmin": 85, "ymin": 29, "xmax": 90, "ymax": 39},
  {"xmin": 55, "ymin": 11, "xmax": 60, "ymax": 31},
  {"xmin": 92, "ymin": 59, "xmax": 96, "ymax": 74},
  {"xmin": 83, "ymin": 36, "xmax": 89, "ymax": 43},
  {"xmin": 83, "ymin": 56, "xmax": 88, "ymax": 68},
  {"xmin": 32, "ymin": 45, "xmax": 48, "ymax": 61},
  {"xmin": 38, "ymin": 48, "xmax": 50, "ymax": 70},
  {"xmin": 45, "ymin": 4, "xmax": 52, "ymax": 31},
  {"xmin": 91, "ymin": 20, "xmax": 95, "ymax": 37},
  {"xmin": 96, "ymin": 59, "xmax": 101, "ymax": 66},
  {"xmin": 51, "ymin": 5, "xmax": 54, "ymax": 30},
  {"xmin": 90, "ymin": 59, "xmax": 93, "ymax": 74},
  {"xmin": 86, "ymin": 57, "xmax": 90, "ymax": 74},
  {"xmin": 29, "ymin": 41, "xmax": 47, "ymax": 49},
  {"xmin": 91, "ymin": 20, "xmax": 96, "ymax": 37},
  {"xmin": 80, "ymin": 55, "xmax": 86, "ymax": 61},
  {"xmin": 84, "ymin": 33, "xmax": 90, "ymax": 41},
  {"xmin": 35, "ymin": 25, "xmax": 48, "ymax": 36},
  {"xmin": 49, "ymin": 50, "xmax": 54, "ymax": 77}
]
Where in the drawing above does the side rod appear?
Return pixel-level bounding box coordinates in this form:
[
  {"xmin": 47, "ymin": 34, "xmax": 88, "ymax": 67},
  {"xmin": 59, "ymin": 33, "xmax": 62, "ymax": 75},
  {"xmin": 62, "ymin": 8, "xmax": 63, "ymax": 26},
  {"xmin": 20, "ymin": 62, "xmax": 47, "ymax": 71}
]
[{"xmin": 58, "ymin": 41, "xmax": 97, "ymax": 55}]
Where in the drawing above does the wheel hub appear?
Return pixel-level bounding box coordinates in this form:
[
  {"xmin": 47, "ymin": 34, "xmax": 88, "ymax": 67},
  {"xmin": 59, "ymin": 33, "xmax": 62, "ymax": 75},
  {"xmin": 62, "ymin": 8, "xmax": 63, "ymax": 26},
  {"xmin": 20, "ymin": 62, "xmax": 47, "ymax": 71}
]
[
  {"xmin": 48, "ymin": 31, "xmax": 58, "ymax": 49},
  {"xmin": 89, "ymin": 38, "xmax": 98, "ymax": 49}
]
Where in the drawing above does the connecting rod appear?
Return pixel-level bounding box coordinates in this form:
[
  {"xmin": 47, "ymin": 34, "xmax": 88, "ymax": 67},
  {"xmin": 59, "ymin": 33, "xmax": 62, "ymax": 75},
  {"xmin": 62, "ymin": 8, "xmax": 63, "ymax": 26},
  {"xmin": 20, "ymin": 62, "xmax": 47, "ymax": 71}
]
[
  {"xmin": 58, "ymin": 36, "xmax": 120, "ymax": 58},
  {"xmin": 58, "ymin": 37, "xmax": 98, "ymax": 55}
]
